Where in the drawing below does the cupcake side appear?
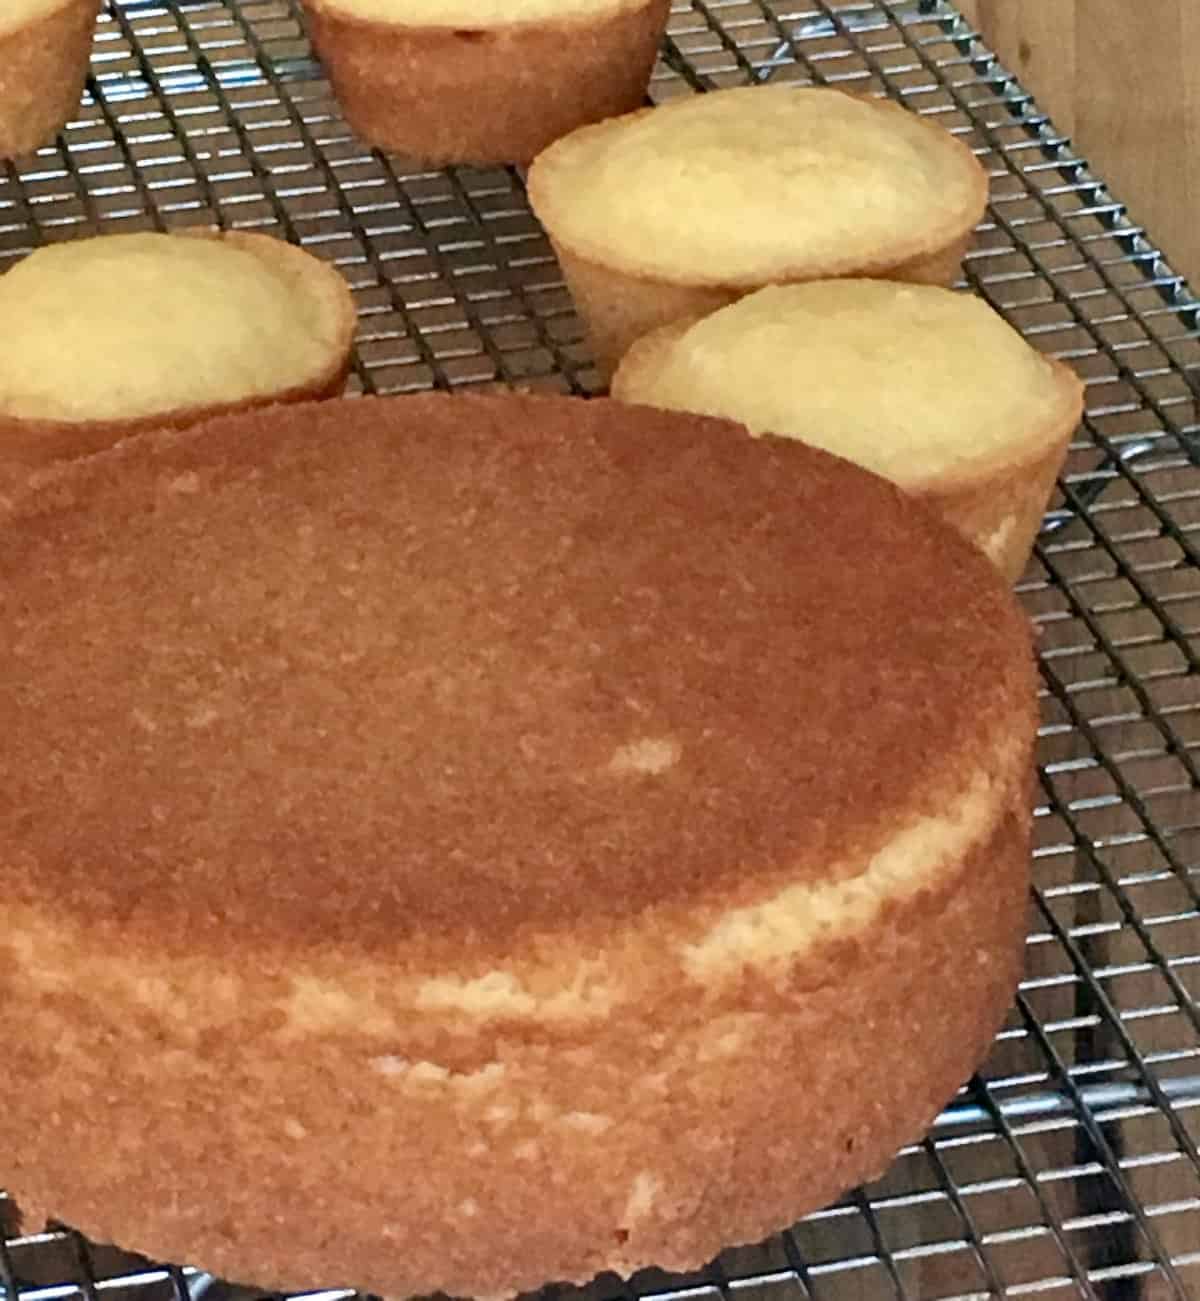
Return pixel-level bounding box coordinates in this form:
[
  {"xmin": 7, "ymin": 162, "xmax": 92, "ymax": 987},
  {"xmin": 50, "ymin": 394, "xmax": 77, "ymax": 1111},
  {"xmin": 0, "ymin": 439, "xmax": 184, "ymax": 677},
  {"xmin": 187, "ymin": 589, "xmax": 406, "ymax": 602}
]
[
  {"xmin": 0, "ymin": 0, "xmax": 101, "ymax": 159},
  {"xmin": 302, "ymin": 0, "xmax": 671, "ymax": 165}
]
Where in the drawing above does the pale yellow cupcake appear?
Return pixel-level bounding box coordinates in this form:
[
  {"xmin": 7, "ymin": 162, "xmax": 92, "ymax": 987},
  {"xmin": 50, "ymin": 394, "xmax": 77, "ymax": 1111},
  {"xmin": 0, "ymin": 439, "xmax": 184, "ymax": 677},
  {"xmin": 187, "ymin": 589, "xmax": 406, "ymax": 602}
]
[
  {"xmin": 528, "ymin": 85, "xmax": 990, "ymax": 381},
  {"xmin": 0, "ymin": 230, "xmax": 357, "ymax": 489},
  {"xmin": 612, "ymin": 279, "xmax": 1084, "ymax": 581},
  {"xmin": 0, "ymin": 0, "xmax": 101, "ymax": 158},
  {"xmin": 301, "ymin": 0, "xmax": 671, "ymax": 164}
]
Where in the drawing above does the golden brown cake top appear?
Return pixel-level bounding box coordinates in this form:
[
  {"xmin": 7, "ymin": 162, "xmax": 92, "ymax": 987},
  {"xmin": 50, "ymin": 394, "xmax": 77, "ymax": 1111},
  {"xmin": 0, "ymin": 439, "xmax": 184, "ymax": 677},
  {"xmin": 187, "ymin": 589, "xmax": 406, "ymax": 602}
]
[
  {"xmin": 0, "ymin": 231, "xmax": 354, "ymax": 423},
  {"xmin": 612, "ymin": 280, "xmax": 1084, "ymax": 489},
  {"xmin": 0, "ymin": 394, "xmax": 1033, "ymax": 972},
  {"xmin": 528, "ymin": 86, "xmax": 988, "ymax": 286}
]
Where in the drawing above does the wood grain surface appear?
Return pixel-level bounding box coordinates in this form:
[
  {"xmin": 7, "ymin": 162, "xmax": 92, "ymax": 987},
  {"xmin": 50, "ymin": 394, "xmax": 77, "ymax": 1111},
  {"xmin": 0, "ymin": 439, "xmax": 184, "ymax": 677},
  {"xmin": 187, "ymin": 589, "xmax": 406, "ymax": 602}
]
[{"xmin": 957, "ymin": 0, "xmax": 1200, "ymax": 286}]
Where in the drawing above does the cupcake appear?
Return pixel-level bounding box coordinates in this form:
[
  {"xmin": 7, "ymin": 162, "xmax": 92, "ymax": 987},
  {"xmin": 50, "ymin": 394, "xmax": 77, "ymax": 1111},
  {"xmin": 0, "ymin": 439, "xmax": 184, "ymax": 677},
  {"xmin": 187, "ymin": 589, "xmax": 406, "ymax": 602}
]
[
  {"xmin": 0, "ymin": 0, "xmax": 101, "ymax": 158},
  {"xmin": 612, "ymin": 279, "xmax": 1084, "ymax": 581},
  {"xmin": 0, "ymin": 229, "xmax": 357, "ymax": 490},
  {"xmin": 301, "ymin": 0, "xmax": 672, "ymax": 165},
  {"xmin": 528, "ymin": 85, "xmax": 990, "ymax": 381}
]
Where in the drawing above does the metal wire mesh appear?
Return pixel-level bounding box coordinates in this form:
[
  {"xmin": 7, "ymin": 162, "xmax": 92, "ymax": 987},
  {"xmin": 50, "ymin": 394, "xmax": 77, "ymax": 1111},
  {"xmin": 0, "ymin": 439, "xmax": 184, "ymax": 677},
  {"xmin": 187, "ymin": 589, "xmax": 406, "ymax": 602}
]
[{"xmin": 2, "ymin": 2, "xmax": 1200, "ymax": 1299}]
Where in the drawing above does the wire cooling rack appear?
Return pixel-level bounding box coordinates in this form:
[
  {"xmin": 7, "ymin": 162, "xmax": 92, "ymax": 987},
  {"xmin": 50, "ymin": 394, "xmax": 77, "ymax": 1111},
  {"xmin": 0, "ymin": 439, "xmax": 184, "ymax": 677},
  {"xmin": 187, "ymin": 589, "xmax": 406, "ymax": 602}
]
[{"xmin": 2, "ymin": 1, "xmax": 1200, "ymax": 1299}]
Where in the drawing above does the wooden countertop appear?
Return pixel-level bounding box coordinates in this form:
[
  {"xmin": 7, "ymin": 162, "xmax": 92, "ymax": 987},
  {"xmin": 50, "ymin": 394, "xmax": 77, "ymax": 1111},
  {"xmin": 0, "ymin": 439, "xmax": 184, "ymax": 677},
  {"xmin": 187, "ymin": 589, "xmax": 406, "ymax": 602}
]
[{"xmin": 958, "ymin": 0, "xmax": 1200, "ymax": 287}]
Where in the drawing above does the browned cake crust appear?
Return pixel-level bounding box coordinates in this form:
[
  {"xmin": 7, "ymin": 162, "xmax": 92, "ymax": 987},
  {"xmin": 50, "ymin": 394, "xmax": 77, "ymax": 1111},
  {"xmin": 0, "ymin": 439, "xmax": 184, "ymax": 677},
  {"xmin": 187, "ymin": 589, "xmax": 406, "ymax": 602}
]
[
  {"xmin": 302, "ymin": 0, "xmax": 671, "ymax": 165},
  {"xmin": 0, "ymin": 394, "xmax": 1037, "ymax": 1298},
  {"xmin": 0, "ymin": 0, "xmax": 100, "ymax": 159},
  {"xmin": 0, "ymin": 368, "xmax": 351, "ymax": 499}
]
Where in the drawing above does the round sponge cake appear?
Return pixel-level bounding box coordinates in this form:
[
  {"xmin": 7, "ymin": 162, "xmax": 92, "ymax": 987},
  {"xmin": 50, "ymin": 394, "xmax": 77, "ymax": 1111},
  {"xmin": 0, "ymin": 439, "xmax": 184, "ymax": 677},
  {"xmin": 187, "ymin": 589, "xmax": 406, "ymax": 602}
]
[
  {"xmin": 0, "ymin": 394, "xmax": 1036, "ymax": 1298},
  {"xmin": 0, "ymin": 0, "xmax": 100, "ymax": 158},
  {"xmin": 301, "ymin": 0, "xmax": 670, "ymax": 164},
  {"xmin": 527, "ymin": 85, "xmax": 990, "ymax": 380},
  {"xmin": 612, "ymin": 280, "xmax": 1084, "ymax": 581}
]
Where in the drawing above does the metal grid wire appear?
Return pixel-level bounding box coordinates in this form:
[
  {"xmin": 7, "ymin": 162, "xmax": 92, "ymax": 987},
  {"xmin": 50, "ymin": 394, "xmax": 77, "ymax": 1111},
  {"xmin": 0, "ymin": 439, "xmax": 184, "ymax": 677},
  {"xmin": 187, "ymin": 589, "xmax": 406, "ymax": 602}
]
[{"xmin": 2, "ymin": 1, "xmax": 1200, "ymax": 1298}]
